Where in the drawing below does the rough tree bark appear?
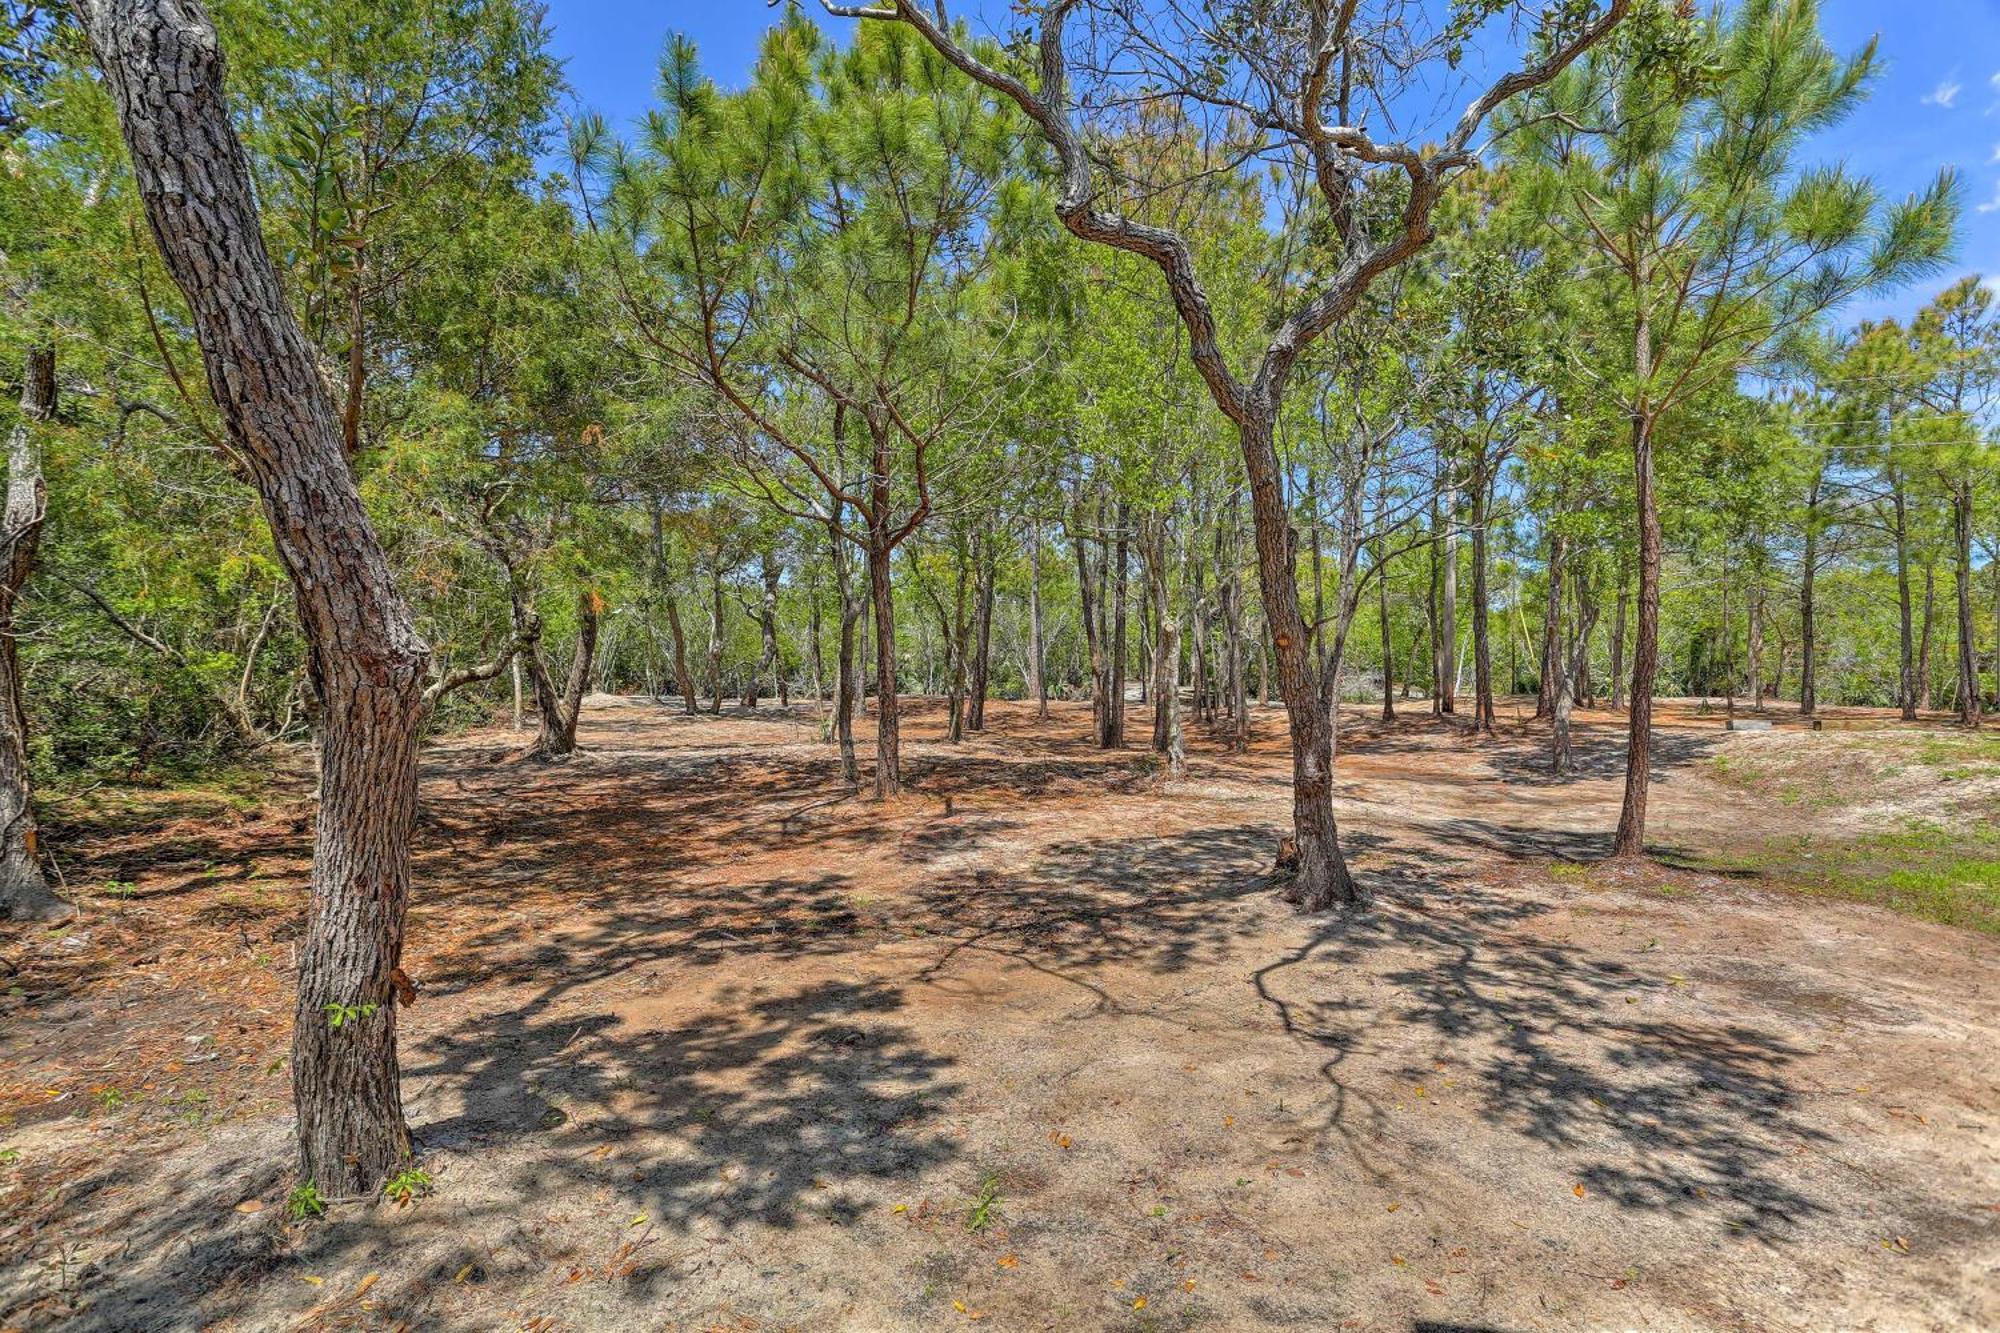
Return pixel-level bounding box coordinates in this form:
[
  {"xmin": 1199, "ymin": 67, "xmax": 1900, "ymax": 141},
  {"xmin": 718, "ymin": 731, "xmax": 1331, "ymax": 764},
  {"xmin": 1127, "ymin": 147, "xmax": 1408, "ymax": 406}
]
[
  {"xmin": 0, "ymin": 348, "xmax": 60, "ymax": 921},
  {"xmin": 75, "ymin": 0, "xmax": 432, "ymax": 1195}
]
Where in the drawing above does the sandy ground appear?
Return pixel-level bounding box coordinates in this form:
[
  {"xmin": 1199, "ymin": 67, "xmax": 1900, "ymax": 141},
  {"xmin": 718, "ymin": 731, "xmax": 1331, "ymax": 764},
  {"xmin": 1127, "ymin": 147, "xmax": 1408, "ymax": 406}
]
[{"xmin": 1, "ymin": 696, "xmax": 1995, "ymax": 1331}]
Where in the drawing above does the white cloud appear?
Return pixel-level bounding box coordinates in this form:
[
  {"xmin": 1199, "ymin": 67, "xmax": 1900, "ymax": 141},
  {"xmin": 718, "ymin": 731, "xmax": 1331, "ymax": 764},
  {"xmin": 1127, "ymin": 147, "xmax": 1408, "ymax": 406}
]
[
  {"xmin": 1978, "ymin": 180, "xmax": 2000, "ymax": 214},
  {"xmin": 1924, "ymin": 77, "xmax": 1963, "ymax": 108}
]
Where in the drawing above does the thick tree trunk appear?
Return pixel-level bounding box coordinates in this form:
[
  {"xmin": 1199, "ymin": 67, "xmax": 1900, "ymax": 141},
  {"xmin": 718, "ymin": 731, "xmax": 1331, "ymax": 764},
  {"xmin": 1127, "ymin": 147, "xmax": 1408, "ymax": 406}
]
[
  {"xmin": 77, "ymin": 0, "xmax": 431, "ymax": 1195},
  {"xmin": 0, "ymin": 347, "xmax": 60, "ymax": 921},
  {"xmin": 1237, "ymin": 411, "xmax": 1356, "ymax": 910},
  {"xmin": 1614, "ymin": 413, "xmax": 1662, "ymax": 858}
]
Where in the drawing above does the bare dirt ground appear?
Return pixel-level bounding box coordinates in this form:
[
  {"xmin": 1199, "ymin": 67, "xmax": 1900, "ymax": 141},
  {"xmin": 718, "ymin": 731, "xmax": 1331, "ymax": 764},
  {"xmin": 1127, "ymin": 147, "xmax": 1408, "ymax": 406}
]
[{"xmin": 2, "ymin": 696, "xmax": 1996, "ymax": 1332}]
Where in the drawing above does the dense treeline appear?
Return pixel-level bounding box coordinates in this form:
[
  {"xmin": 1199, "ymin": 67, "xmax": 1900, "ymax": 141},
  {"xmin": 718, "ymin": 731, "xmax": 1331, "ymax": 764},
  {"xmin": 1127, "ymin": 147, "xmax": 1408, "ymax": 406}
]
[{"xmin": 1, "ymin": 0, "xmax": 1994, "ymax": 1187}]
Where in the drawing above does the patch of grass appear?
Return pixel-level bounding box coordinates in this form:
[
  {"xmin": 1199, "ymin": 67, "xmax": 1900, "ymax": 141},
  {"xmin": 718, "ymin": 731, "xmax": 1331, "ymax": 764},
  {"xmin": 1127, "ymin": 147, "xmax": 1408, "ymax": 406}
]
[
  {"xmin": 1727, "ymin": 819, "xmax": 2000, "ymax": 934},
  {"xmin": 964, "ymin": 1173, "xmax": 1001, "ymax": 1233}
]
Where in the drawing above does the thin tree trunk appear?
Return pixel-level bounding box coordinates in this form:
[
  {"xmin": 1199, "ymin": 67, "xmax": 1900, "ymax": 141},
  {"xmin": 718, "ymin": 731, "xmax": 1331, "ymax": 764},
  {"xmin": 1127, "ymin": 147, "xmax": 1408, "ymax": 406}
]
[
  {"xmin": 1470, "ymin": 464, "xmax": 1496, "ymax": 734},
  {"xmin": 0, "ymin": 347, "xmax": 59, "ymax": 921},
  {"xmin": 1800, "ymin": 470, "xmax": 1823, "ymax": 717},
  {"xmin": 1107, "ymin": 501, "xmax": 1129, "ymax": 747},
  {"xmin": 1952, "ymin": 480, "xmax": 1981, "ymax": 726},
  {"xmin": 1918, "ymin": 564, "xmax": 1936, "ymax": 711},
  {"xmin": 1027, "ymin": 517, "xmax": 1047, "ymax": 720},
  {"xmin": 79, "ymin": 0, "xmax": 432, "ymax": 1193},
  {"xmin": 1614, "ymin": 411, "xmax": 1661, "ymax": 858},
  {"xmin": 1610, "ymin": 555, "xmax": 1629, "ymax": 711},
  {"xmin": 1438, "ymin": 481, "xmax": 1457, "ymax": 714},
  {"xmin": 866, "ymin": 527, "xmax": 902, "ymax": 797},
  {"xmin": 829, "ymin": 522, "xmax": 862, "ymax": 784},
  {"xmin": 1536, "ymin": 524, "xmax": 1565, "ymax": 720},
  {"xmin": 1892, "ymin": 477, "xmax": 1916, "ymax": 720},
  {"xmin": 1140, "ymin": 514, "xmax": 1181, "ymax": 771},
  {"xmin": 707, "ymin": 565, "xmax": 725, "ymax": 715},
  {"xmin": 967, "ymin": 534, "xmax": 995, "ymax": 731},
  {"xmin": 1376, "ymin": 535, "xmax": 1395, "ymax": 723}
]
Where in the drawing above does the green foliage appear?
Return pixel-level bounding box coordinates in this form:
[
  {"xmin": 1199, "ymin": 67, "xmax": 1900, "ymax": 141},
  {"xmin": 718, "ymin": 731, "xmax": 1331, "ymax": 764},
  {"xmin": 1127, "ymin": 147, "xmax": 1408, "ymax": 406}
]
[{"xmin": 286, "ymin": 1179, "xmax": 328, "ymax": 1221}]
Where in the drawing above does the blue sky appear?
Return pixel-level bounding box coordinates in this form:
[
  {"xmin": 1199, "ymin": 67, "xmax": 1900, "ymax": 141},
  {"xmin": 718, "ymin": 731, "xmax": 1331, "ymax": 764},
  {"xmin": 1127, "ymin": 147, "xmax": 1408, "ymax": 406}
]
[{"xmin": 543, "ymin": 1, "xmax": 2000, "ymax": 326}]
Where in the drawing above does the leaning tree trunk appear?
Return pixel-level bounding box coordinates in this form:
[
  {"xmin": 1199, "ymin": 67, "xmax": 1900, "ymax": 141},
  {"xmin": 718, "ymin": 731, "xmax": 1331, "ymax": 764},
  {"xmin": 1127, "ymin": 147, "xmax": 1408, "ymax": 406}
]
[
  {"xmin": 76, "ymin": 0, "xmax": 431, "ymax": 1195},
  {"xmin": 536, "ymin": 589, "xmax": 600, "ymax": 757},
  {"xmin": 663, "ymin": 595, "xmax": 698, "ymax": 715},
  {"xmin": 1238, "ymin": 410, "xmax": 1357, "ymax": 910},
  {"xmin": 1613, "ymin": 411, "xmax": 1662, "ymax": 859},
  {"xmin": 0, "ymin": 348, "xmax": 60, "ymax": 921}
]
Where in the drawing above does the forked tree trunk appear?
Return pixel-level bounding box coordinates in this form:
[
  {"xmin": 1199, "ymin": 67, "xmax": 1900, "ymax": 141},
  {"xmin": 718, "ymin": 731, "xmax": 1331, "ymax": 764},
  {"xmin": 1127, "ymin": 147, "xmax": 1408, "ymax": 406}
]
[
  {"xmin": 535, "ymin": 589, "xmax": 600, "ymax": 757},
  {"xmin": 77, "ymin": 0, "xmax": 431, "ymax": 1194},
  {"xmin": 1614, "ymin": 411, "xmax": 1662, "ymax": 858},
  {"xmin": 0, "ymin": 347, "xmax": 60, "ymax": 921}
]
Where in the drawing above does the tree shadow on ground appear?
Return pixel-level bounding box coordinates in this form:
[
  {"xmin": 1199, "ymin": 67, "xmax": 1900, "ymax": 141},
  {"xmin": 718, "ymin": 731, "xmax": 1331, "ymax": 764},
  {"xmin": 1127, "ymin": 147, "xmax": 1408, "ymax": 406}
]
[{"xmin": 1253, "ymin": 858, "xmax": 1824, "ymax": 1240}]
